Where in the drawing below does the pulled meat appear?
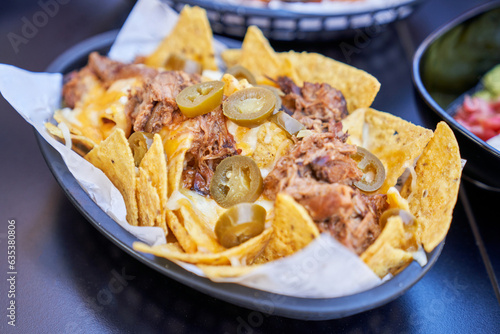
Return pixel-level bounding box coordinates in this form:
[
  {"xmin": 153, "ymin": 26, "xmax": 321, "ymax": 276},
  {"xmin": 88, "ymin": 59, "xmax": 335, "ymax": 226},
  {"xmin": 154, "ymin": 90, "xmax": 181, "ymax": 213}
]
[
  {"xmin": 62, "ymin": 52, "xmax": 158, "ymax": 108},
  {"xmin": 276, "ymin": 76, "xmax": 348, "ymax": 132},
  {"xmin": 62, "ymin": 67, "xmax": 95, "ymax": 108},
  {"xmin": 263, "ymin": 122, "xmax": 388, "ymax": 255},
  {"xmin": 316, "ymin": 191, "xmax": 388, "ymax": 255},
  {"xmin": 125, "ymin": 71, "xmax": 201, "ymax": 133},
  {"xmin": 87, "ymin": 52, "xmax": 158, "ymax": 88},
  {"xmin": 182, "ymin": 107, "xmax": 240, "ymax": 195},
  {"xmin": 263, "ymin": 123, "xmax": 361, "ymax": 200}
]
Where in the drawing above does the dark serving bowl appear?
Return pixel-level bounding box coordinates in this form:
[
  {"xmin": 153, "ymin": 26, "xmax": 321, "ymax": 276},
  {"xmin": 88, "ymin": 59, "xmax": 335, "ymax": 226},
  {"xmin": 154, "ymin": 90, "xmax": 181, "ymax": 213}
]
[
  {"xmin": 413, "ymin": 1, "xmax": 500, "ymax": 191},
  {"xmin": 165, "ymin": 0, "xmax": 425, "ymax": 41},
  {"xmin": 39, "ymin": 30, "xmax": 444, "ymax": 320}
]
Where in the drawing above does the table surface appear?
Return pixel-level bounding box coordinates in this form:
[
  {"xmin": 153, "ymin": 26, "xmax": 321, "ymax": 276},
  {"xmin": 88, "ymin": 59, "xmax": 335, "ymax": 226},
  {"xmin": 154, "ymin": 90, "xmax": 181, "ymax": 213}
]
[{"xmin": 1, "ymin": 0, "xmax": 499, "ymax": 333}]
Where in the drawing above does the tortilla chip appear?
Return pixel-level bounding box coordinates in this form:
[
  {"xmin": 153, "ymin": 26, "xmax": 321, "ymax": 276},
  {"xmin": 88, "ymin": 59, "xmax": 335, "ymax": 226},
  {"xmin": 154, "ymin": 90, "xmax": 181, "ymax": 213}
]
[
  {"xmin": 85, "ymin": 128, "xmax": 138, "ymax": 225},
  {"xmin": 239, "ymin": 26, "xmax": 299, "ymax": 85},
  {"xmin": 133, "ymin": 227, "xmax": 273, "ymax": 265},
  {"xmin": 177, "ymin": 199, "xmax": 225, "ymax": 253},
  {"xmin": 144, "ymin": 6, "xmax": 217, "ymax": 70},
  {"xmin": 283, "ymin": 51, "xmax": 380, "ymax": 112},
  {"xmin": 344, "ymin": 108, "xmax": 434, "ymax": 194},
  {"xmin": 221, "ymin": 49, "xmax": 241, "ymax": 69},
  {"xmin": 137, "ymin": 134, "xmax": 168, "ymax": 233},
  {"xmin": 160, "ymin": 123, "xmax": 210, "ymax": 253},
  {"xmin": 166, "ymin": 209, "xmax": 197, "ymax": 253},
  {"xmin": 401, "ymin": 122, "xmax": 461, "ymax": 252},
  {"xmin": 255, "ymin": 193, "xmax": 319, "ymax": 263},
  {"xmin": 159, "ymin": 123, "xmax": 195, "ymax": 196},
  {"xmin": 45, "ymin": 122, "xmax": 95, "ymax": 156},
  {"xmin": 198, "ymin": 264, "xmax": 260, "ymax": 279},
  {"xmin": 341, "ymin": 108, "xmax": 366, "ymax": 147},
  {"xmin": 386, "ymin": 187, "xmax": 410, "ymax": 211},
  {"xmin": 252, "ymin": 122, "xmax": 293, "ymax": 170},
  {"xmin": 137, "ymin": 168, "xmax": 162, "ymax": 228},
  {"xmin": 361, "ymin": 216, "xmax": 414, "ymax": 278}
]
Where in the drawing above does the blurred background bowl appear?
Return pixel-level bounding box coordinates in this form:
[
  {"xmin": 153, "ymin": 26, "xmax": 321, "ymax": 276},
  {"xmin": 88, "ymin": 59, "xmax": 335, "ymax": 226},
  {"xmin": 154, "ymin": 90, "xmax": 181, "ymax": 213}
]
[
  {"xmin": 165, "ymin": 0, "xmax": 425, "ymax": 41},
  {"xmin": 412, "ymin": 1, "xmax": 500, "ymax": 191}
]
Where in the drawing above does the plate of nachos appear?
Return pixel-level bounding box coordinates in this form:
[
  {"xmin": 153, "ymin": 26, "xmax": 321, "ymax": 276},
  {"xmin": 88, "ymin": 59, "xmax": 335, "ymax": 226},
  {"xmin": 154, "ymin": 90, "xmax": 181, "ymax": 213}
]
[{"xmin": 0, "ymin": 0, "xmax": 461, "ymax": 320}]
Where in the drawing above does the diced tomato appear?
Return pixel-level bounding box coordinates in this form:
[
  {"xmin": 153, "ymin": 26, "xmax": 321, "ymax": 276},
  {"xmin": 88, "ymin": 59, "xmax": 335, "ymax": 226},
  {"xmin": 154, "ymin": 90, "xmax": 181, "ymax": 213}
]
[{"xmin": 454, "ymin": 95, "xmax": 500, "ymax": 141}]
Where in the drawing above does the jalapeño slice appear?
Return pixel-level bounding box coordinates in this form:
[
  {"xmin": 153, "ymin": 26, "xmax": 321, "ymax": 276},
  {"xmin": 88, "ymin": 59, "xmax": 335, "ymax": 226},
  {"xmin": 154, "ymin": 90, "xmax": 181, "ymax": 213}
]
[
  {"xmin": 351, "ymin": 146, "xmax": 386, "ymax": 192},
  {"xmin": 128, "ymin": 131, "xmax": 154, "ymax": 167},
  {"xmin": 210, "ymin": 155, "xmax": 263, "ymax": 208},
  {"xmin": 215, "ymin": 203, "xmax": 266, "ymax": 248},
  {"xmin": 257, "ymin": 84, "xmax": 283, "ymax": 114},
  {"xmin": 176, "ymin": 81, "xmax": 225, "ymax": 118},
  {"xmin": 225, "ymin": 65, "xmax": 257, "ymax": 85},
  {"xmin": 223, "ymin": 87, "xmax": 276, "ymax": 128}
]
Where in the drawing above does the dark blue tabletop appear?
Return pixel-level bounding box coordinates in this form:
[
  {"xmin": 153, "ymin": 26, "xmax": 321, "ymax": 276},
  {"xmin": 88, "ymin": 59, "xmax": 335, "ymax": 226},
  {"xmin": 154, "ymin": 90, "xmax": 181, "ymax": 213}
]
[{"xmin": 0, "ymin": 0, "xmax": 499, "ymax": 333}]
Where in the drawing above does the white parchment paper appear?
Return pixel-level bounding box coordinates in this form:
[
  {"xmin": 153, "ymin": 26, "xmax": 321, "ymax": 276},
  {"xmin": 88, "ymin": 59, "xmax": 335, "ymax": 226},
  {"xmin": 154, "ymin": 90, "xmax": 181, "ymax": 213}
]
[{"xmin": 0, "ymin": 0, "xmax": 382, "ymax": 298}]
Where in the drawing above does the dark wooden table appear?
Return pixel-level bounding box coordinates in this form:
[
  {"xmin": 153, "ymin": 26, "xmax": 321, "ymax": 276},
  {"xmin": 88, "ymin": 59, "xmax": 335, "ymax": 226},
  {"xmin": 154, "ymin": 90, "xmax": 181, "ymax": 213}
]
[{"xmin": 1, "ymin": 0, "xmax": 499, "ymax": 332}]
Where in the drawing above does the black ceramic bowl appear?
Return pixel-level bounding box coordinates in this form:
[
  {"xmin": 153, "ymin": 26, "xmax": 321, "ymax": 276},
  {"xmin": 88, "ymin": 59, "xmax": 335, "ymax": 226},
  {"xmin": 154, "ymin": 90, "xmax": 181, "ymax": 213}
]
[
  {"xmin": 413, "ymin": 1, "xmax": 500, "ymax": 190},
  {"xmin": 39, "ymin": 30, "xmax": 444, "ymax": 320}
]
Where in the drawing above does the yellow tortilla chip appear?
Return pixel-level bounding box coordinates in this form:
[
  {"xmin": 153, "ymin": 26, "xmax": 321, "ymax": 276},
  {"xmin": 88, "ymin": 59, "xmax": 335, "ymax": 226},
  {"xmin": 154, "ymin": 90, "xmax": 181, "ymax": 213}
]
[
  {"xmin": 158, "ymin": 125, "xmax": 200, "ymax": 252},
  {"xmin": 45, "ymin": 122, "xmax": 95, "ymax": 156},
  {"xmin": 177, "ymin": 199, "xmax": 225, "ymax": 253},
  {"xmin": 402, "ymin": 122, "xmax": 461, "ymax": 252},
  {"xmin": 239, "ymin": 26, "xmax": 299, "ymax": 85},
  {"xmin": 137, "ymin": 134, "xmax": 168, "ymax": 233},
  {"xmin": 221, "ymin": 49, "xmax": 241, "ymax": 69},
  {"xmin": 166, "ymin": 210, "xmax": 197, "ymax": 253},
  {"xmin": 341, "ymin": 108, "xmax": 366, "ymax": 147},
  {"xmin": 386, "ymin": 187, "xmax": 410, "ymax": 211},
  {"xmin": 85, "ymin": 128, "xmax": 138, "ymax": 225},
  {"xmin": 252, "ymin": 122, "xmax": 293, "ymax": 170},
  {"xmin": 364, "ymin": 109, "xmax": 433, "ymax": 194},
  {"xmin": 144, "ymin": 6, "xmax": 217, "ymax": 70},
  {"xmin": 133, "ymin": 227, "xmax": 273, "ymax": 265},
  {"xmin": 198, "ymin": 264, "xmax": 260, "ymax": 279},
  {"xmin": 255, "ymin": 193, "xmax": 319, "ymax": 263},
  {"xmin": 137, "ymin": 168, "xmax": 162, "ymax": 228},
  {"xmin": 344, "ymin": 108, "xmax": 434, "ymax": 194},
  {"xmin": 361, "ymin": 216, "xmax": 414, "ymax": 278},
  {"xmin": 283, "ymin": 51, "xmax": 380, "ymax": 112},
  {"xmin": 159, "ymin": 123, "xmax": 195, "ymax": 196}
]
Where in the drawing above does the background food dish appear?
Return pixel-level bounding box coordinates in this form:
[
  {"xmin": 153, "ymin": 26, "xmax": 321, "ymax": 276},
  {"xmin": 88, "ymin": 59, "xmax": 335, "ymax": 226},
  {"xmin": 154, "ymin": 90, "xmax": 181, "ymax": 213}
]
[
  {"xmin": 165, "ymin": 0, "xmax": 425, "ymax": 40},
  {"xmin": 413, "ymin": 1, "xmax": 500, "ymax": 190}
]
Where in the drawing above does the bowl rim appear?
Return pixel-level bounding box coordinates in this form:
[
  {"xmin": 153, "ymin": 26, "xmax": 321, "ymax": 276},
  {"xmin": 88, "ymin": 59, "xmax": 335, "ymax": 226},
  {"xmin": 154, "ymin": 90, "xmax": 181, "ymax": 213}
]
[
  {"xmin": 167, "ymin": 0, "xmax": 425, "ymax": 18},
  {"xmin": 412, "ymin": 0, "xmax": 500, "ymax": 160},
  {"xmin": 41, "ymin": 29, "xmax": 445, "ymax": 321}
]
